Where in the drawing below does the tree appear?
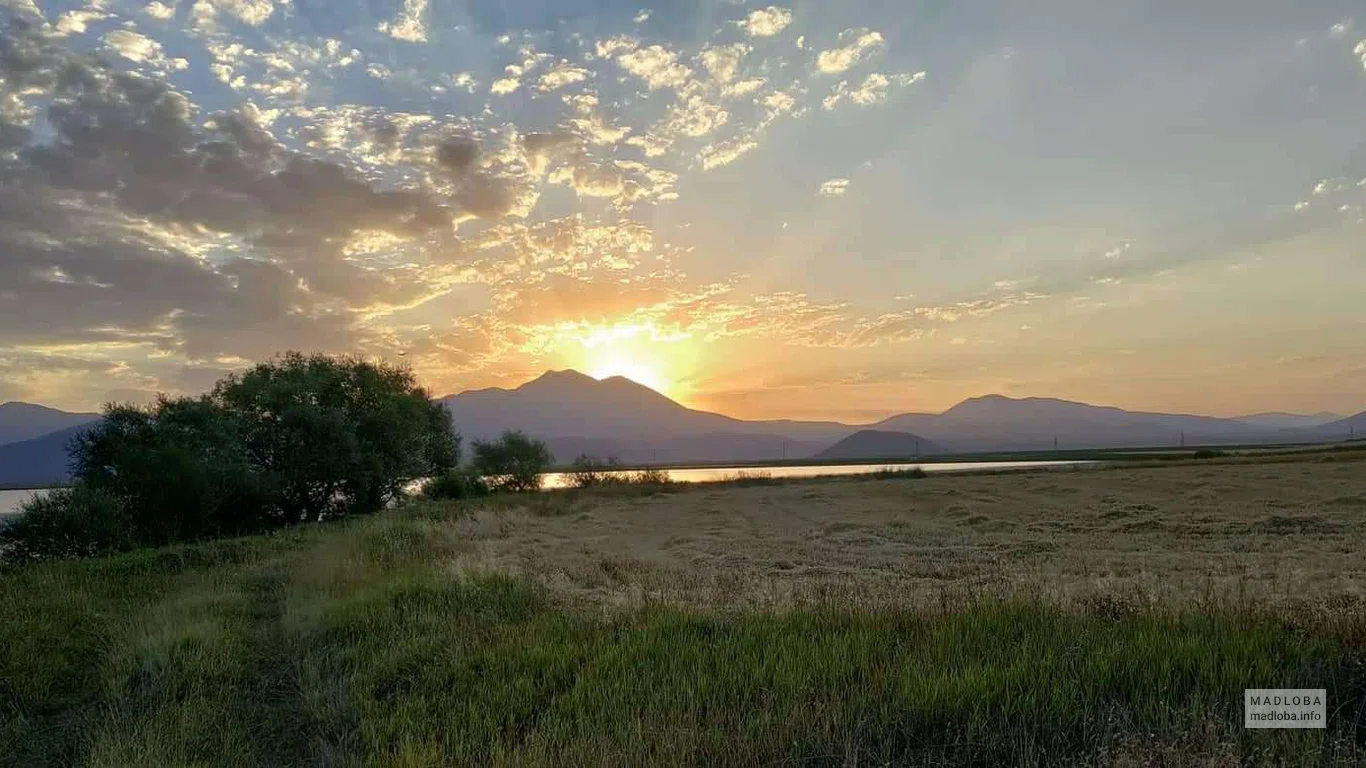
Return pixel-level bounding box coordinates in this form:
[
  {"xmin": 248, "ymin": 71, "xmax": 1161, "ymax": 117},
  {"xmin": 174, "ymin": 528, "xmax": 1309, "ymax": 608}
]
[
  {"xmin": 68, "ymin": 396, "xmax": 272, "ymax": 543},
  {"xmin": 211, "ymin": 352, "xmax": 459, "ymax": 519},
  {"xmin": 3, "ymin": 352, "xmax": 461, "ymax": 561},
  {"xmin": 472, "ymin": 431, "xmax": 552, "ymax": 492}
]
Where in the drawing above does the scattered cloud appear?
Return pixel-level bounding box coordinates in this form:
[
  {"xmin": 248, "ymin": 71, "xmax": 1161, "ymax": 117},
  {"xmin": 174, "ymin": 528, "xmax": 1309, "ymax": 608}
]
[
  {"xmin": 743, "ymin": 6, "xmax": 793, "ymax": 38},
  {"xmin": 823, "ymin": 71, "xmax": 925, "ymax": 110},
  {"xmin": 816, "ymin": 29, "xmax": 885, "ymax": 74},
  {"xmin": 616, "ymin": 44, "xmax": 693, "ymax": 90},
  {"xmin": 536, "ymin": 62, "xmax": 592, "ymax": 92},
  {"xmin": 377, "ymin": 0, "xmax": 428, "ymax": 43},
  {"xmin": 102, "ymin": 29, "xmax": 189, "ymax": 71},
  {"xmin": 819, "ymin": 178, "xmax": 851, "ymax": 197}
]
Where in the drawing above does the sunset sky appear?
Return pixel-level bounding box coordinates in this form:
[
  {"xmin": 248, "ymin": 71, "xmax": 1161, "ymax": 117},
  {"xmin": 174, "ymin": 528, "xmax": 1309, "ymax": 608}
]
[{"xmin": 2, "ymin": 0, "xmax": 1365, "ymax": 422}]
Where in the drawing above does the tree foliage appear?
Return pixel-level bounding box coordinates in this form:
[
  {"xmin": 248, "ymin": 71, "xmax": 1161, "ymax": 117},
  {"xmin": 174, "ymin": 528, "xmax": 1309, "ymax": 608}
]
[
  {"xmin": 472, "ymin": 431, "xmax": 552, "ymax": 493},
  {"xmin": 1, "ymin": 352, "xmax": 459, "ymax": 561}
]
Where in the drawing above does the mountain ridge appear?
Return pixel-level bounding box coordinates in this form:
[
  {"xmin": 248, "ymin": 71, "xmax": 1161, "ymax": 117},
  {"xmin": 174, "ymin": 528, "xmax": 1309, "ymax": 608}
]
[
  {"xmin": 2, "ymin": 374, "xmax": 1356, "ymax": 481},
  {"xmin": 0, "ymin": 402, "xmax": 100, "ymax": 448}
]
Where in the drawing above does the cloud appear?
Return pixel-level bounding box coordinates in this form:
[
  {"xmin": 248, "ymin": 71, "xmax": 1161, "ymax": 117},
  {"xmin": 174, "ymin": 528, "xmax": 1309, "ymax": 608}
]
[
  {"xmin": 53, "ymin": 6, "xmax": 111, "ymax": 36},
  {"xmin": 816, "ymin": 29, "xmax": 885, "ymax": 74},
  {"xmin": 822, "ymin": 71, "xmax": 925, "ymax": 110},
  {"xmin": 617, "ymin": 44, "xmax": 693, "ymax": 90},
  {"xmin": 102, "ymin": 29, "xmax": 189, "ymax": 71},
  {"xmin": 700, "ymin": 138, "xmax": 760, "ymax": 170},
  {"xmin": 144, "ymin": 2, "xmax": 176, "ymax": 20},
  {"xmin": 377, "ymin": 0, "xmax": 428, "ymax": 43},
  {"xmin": 536, "ymin": 62, "xmax": 591, "ymax": 92},
  {"xmin": 819, "ymin": 178, "xmax": 850, "ymax": 197},
  {"xmin": 700, "ymin": 43, "xmax": 749, "ymax": 84},
  {"xmin": 191, "ymin": 0, "xmax": 275, "ymax": 28},
  {"xmin": 0, "ymin": 21, "xmax": 475, "ymax": 364},
  {"xmin": 742, "ymin": 6, "xmax": 793, "ymax": 38}
]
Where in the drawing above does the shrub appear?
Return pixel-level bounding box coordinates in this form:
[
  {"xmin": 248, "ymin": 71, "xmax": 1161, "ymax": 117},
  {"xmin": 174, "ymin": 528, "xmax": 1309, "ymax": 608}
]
[
  {"xmin": 0, "ymin": 485, "xmax": 133, "ymax": 562},
  {"xmin": 1192, "ymin": 449, "xmax": 1228, "ymax": 460},
  {"xmin": 567, "ymin": 455, "xmax": 624, "ymax": 488},
  {"xmin": 472, "ymin": 431, "xmax": 552, "ymax": 493},
  {"xmin": 629, "ymin": 467, "xmax": 672, "ymax": 486},
  {"xmin": 422, "ymin": 470, "xmax": 491, "ymax": 501}
]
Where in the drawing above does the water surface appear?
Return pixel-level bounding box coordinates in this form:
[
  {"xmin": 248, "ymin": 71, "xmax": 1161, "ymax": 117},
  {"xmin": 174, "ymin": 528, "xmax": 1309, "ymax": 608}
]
[{"xmin": 0, "ymin": 460, "xmax": 1095, "ymax": 517}]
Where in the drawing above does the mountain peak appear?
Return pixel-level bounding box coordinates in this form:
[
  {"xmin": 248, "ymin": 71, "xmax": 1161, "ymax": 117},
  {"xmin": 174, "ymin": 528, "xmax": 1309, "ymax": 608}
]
[{"xmin": 528, "ymin": 369, "xmax": 596, "ymax": 386}]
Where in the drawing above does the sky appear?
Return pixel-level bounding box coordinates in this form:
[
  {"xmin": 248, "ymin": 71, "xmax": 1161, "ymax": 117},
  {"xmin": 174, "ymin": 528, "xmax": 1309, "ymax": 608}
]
[{"xmin": 1, "ymin": 0, "xmax": 1365, "ymax": 422}]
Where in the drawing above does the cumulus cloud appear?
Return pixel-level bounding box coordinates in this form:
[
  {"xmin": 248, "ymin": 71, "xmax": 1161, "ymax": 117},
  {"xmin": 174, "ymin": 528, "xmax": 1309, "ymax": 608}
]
[
  {"xmin": 819, "ymin": 178, "xmax": 850, "ymax": 197},
  {"xmin": 700, "ymin": 43, "xmax": 749, "ymax": 84},
  {"xmin": 377, "ymin": 0, "xmax": 427, "ymax": 43},
  {"xmin": 816, "ymin": 29, "xmax": 885, "ymax": 74},
  {"xmin": 822, "ymin": 71, "xmax": 925, "ymax": 110},
  {"xmin": 0, "ymin": 20, "xmax": 477, "ymax": 364},
  {"xmin": 191, "ymin": 0, "xmax": 275, "ymax": 28},
  {"xmin": 617, "ymin": 45, "xmax": 693, "ymax": 90},
  {"xmin": 743, "ymin": 6, "xmax": 792, "ymax": 37},
  {"xmin": 144, "ymin": 2, "xmax": 176, "ymax": 20},
  {"xmin": 102, "ymin": 29, "xmax": 189, "ymax": 72},
  {"xmin": 536, "ymin": 62, "xmax": 591, "ymax": 92},
  {"xmin": 54, "ymin": 6, "xmax": 111, "ymax": 36}
]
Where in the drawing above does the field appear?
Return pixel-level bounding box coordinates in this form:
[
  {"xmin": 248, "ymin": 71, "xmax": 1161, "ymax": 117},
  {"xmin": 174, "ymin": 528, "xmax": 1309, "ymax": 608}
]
[{"xmin": 2, "ymin": 455, "xmax": 1364, "ymax": 765}]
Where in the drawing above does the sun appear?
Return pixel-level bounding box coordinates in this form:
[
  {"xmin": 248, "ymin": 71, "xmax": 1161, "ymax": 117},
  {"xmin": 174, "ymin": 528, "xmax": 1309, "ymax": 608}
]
[{"xmin": 587, "ymin": 357, "xmax": 671, "ymax": 395}]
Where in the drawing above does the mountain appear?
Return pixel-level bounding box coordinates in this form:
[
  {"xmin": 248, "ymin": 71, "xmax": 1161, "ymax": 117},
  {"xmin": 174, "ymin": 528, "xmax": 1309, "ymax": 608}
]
[
  {"xmin": 438, "ymin": 370, "xmax": 858, "ymax": 464},
  {"xmin": 874, "ymin": 394, "xmax": 1305, "ymax": 451},
  {"xmin": 0, "ymin": 423, "xmax": 95, "ymax": 488},
  {"xmin": 815, "ymin": 430, "xmax": 947, "ymax": 461},
  {"xmin": 1312, "ymin": 410, "xmax": 1366, "ymax": 440},
  {"xmin": 1235, "ymin": 412, "xmax": 1344, "ymax": 429},
  {"xmin": 0, "ymin": 402, "xmax": 99, "ymax": 447}
]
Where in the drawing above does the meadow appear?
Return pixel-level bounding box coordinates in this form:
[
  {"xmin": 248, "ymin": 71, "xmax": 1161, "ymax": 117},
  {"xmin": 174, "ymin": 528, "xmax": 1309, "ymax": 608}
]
[{"xmin": 2, "ymin": 455, "xmax": 1364, "ymax": 766}]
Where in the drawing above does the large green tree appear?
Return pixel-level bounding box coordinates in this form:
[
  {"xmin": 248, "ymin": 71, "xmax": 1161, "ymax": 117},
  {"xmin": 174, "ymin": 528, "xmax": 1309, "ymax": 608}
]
[
  {"xmin": 2, "ymin": 352, "xmax": 459, "ymax": 560},
  {"xmin": 211, "ymin": 352, "xmax": 459, "ymax": 520}
]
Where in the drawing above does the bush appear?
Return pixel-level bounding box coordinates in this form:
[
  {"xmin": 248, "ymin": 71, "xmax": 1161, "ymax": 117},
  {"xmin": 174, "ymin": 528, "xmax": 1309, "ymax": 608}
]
[
  {"xmin": 472, "ymin": 431, "xmax": 552, "ymax": 493},
  {"xmin": 567, "ymin": 455, "xmax": 624, "ymax": 488},
  {"xmin": 0, "ymin": 485, "xmax": 133, "ymax": 562},
  {"xmin": 422, "ymin": 470, "xmax": 490, "ymax": 501},
  {"xmin": 1192, "ymin": 449, "xmax": 1228, "ymax": 460},
  {"xmin": 629, "ymin": 467, "xmax": 672, "ymax": 486}
]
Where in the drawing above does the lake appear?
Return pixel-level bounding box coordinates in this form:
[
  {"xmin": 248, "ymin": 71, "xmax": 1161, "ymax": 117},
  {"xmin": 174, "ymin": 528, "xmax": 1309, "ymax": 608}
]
[{"xmin": 0, "ymin": 460, "xmax": 1096, "ymax": 518}]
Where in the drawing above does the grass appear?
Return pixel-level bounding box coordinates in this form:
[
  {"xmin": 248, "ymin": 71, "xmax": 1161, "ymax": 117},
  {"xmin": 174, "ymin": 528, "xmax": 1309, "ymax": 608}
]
[{"xmin": 2, "ymin": 500, "xmax": 1363, "ymax": 766}]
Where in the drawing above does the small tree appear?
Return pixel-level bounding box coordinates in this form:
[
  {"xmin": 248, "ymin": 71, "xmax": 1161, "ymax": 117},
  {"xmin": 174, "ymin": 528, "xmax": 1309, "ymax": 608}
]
[
  {"xmin": 472, "ymin": 431, "xmax": 552, "ymax": 492},
  {"xmin": 566, "ymin": 454, "xmax": 624, "ymax": 488}
]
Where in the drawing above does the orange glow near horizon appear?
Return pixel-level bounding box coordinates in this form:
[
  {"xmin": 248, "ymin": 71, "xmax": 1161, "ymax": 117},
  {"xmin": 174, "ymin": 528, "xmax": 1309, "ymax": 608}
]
[{"xmin": 564, "ymin": 322, "xmax": 697, "ymax": 402}]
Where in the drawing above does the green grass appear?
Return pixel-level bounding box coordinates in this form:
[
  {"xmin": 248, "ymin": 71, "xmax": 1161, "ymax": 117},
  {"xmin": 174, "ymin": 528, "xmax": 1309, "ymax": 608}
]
[{"xmin": 2, "ymin": 503, "xmax": 1362, "ymax": 766}]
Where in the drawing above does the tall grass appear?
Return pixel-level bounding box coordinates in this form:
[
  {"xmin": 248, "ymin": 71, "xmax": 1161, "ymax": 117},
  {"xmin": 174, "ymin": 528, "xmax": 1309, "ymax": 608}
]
[{"xmin": 1, "ymin": 503, "xmax": 1362, "ymax": 766}]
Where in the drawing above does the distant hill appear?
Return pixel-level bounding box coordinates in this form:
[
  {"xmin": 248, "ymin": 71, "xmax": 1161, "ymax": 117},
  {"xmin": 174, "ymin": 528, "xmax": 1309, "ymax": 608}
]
[
  {"xmin": 0, "ymin": 423, "xmax": 94, "ymax": 488},
  {"xmin": 815, "ymin": 430, "xmax": 947, "ymax": 461},
  {"xmin": 1235, "ymin": 412, "xmax": 1344, "ymax": 429},
  {"xmin": 1311, "ymin": 410, "xmax": 1366, "ymax": 440},
  {"xmin": 4, "ymin": 376, "xmax": 1356, "ymax": 475},
  {"xmin": 0, "ymin": 402, "xmax": 99, "ymax": 447},
  {"xmin": 874, "ymin": 394, "xmax": 1305, "ymax": 451}
]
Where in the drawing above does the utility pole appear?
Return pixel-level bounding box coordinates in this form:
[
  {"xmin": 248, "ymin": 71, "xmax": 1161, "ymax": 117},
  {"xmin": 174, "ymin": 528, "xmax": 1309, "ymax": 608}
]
[
  {"xmin": 1053, "ymin": 436, "xmax": 1058, "ymax": 452},
  {"xmin": 1180, "ymin": 431, "xmax": 1185, "ymax": 448},
  {"xmin": 915, "ymin": 438, "xmax": 920, "ymax": 458}
]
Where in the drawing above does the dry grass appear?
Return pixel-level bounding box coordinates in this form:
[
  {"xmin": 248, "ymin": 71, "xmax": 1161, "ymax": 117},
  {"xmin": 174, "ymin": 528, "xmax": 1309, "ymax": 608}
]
[{"xmin": 430, "ymin": 454, "xmax": 1366, "ymax": 612}]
